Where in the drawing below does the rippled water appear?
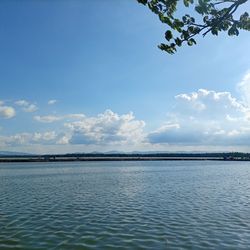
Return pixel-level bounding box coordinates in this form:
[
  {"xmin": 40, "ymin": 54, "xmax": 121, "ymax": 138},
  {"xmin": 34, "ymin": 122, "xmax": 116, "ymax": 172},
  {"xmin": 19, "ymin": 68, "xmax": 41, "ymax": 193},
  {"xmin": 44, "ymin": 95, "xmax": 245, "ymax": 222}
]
[{"xmin": 1, "ymin": 161, "xmax": 250, "ymax": 249}]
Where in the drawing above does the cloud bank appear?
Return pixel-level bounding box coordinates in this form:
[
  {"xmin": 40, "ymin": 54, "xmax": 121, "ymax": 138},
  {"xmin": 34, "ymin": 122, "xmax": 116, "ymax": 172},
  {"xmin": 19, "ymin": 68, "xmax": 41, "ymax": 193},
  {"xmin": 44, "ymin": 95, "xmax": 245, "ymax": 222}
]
[
  {"xmin": 0, "ymin": 131, "xmax": 59, "ymax": 147},
  {"xmin": 148, "ymin": 85, "xmax": 250, "ymax": 146},
  {"xmin": 2, "ymin": 71, "xmax": 250, "ymax": 152},
  {"xmin": 0, "ymin": 110, "xmax": 145, "ymax": 148}
]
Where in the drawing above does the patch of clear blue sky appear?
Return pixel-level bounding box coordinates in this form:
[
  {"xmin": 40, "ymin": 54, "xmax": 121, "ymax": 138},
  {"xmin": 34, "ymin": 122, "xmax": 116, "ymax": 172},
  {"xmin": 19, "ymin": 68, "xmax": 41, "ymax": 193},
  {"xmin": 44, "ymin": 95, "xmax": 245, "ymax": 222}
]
[{"xmin": 0, "ymin": 0, "xmax": 249, "ymax": 134}]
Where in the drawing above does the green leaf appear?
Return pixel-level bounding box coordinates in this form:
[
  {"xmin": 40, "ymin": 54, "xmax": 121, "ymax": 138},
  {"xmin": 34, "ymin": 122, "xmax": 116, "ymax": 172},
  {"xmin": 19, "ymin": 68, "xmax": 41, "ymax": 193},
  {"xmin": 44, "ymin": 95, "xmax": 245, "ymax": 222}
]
[
  {"xmin": 158, "ymin": 43, "xmax": 176, "ymax": 54},
  {"xmin": 187, "ymin": 40, "xmax": 194, "ymax": 46},
  {"xmin": 195, "ymin": 6, "xmax": 203, "ymax": 14},
  {"xmin": 165, "ymin": 30, "xmax": 173, "ymax": 41},
  {"xmin": 137, "ymin": 0, "xmax": 249, "ymax": 54},
  {"xmin": 228, "ymin": 26, "xmax": 239, "ymax": 36},
  {"xmin": 189, "ymin": 38, "xmax": 196, "ymax": 45},
  {"xmin": 137, "ymin": 0, "xmax": 148, "ymax": 5},
  {"xmin": 183, "ymin": 0, "xmax": 189, "ymax": 7},
  {"xmin": 203, "ymin": 16, "xmax": 209, "ymax": 23},
  {"xmin": 211, "ymin": 28, "xmax": 218, "ymax": 35},
  {"xmin": 175, "ymin": 38, "xmax": 182, "ymax": 46},
  {"xmin": 159, "ymin": 14, "xmax": 173, "ymax": 27}
]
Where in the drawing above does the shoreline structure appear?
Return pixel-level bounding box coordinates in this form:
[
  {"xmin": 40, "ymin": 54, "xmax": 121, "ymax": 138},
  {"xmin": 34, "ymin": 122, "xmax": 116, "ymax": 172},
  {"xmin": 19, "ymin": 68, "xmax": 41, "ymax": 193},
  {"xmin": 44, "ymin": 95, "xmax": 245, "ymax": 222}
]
[{"xmin": 0, "ymin": 153, "xmax": 249, "ymax": 162}]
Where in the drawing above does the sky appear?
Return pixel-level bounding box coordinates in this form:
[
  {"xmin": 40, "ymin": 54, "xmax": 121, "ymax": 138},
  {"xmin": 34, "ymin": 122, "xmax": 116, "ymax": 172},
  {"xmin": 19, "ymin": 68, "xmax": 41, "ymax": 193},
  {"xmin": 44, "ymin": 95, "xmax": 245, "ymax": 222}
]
[{"xmin": 0, "ymin": 0, "xmax": 250, "ymax": 154}]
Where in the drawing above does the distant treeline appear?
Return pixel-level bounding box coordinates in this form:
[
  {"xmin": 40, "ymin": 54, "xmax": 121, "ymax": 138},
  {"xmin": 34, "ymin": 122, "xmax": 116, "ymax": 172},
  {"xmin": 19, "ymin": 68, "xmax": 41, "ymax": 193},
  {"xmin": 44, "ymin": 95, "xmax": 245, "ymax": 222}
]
[
  {"xmin": 46, "ymin": 152, "xmax": 250, "ymax": 158},
  {"xmin": 1, "ymin": 152, "xmax": 249, "ymax": 159}
]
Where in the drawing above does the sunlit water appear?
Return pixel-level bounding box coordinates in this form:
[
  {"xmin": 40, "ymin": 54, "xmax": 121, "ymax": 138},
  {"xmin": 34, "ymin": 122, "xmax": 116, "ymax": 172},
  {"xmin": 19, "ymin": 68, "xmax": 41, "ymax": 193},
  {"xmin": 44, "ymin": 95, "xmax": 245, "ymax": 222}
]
[{"xmin": 1, "ymin": 161, "xmax": 250, "ymax": 249}]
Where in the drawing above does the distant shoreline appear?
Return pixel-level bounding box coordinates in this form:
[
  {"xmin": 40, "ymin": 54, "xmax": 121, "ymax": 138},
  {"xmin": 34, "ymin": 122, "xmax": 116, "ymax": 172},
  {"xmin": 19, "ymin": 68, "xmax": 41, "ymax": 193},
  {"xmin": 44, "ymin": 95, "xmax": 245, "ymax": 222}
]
[
  {"xmin": 0, "ymin": 152, "xmax": 249, "ymax": 163},
  {"xmin": 0, "ymin": 156, "xmax": 249, "ymax": 163}
]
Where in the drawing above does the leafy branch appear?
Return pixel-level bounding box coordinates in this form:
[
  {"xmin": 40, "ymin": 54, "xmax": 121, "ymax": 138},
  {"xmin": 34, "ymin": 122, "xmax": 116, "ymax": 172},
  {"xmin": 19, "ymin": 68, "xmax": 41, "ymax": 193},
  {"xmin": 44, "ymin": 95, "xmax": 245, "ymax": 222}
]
[{"xmin": 137, "ymin": 0, "xmax": 250, "ymax": 54}]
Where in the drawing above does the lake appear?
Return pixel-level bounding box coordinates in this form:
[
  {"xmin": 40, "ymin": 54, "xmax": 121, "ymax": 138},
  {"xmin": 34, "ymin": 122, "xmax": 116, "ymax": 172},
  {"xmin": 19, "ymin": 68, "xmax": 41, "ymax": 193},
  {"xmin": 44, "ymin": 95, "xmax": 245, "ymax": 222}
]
[{"xmin": 1, "ymin": 161, "xmax": 250, "ymax": 249}]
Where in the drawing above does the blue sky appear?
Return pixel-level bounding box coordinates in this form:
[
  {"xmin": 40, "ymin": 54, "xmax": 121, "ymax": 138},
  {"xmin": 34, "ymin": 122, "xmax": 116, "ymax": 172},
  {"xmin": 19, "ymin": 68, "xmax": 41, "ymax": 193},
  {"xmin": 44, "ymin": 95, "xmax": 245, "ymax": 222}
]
[{"xmin": 0, "ymin": 0, "xmax": 250, "ymax": 153}]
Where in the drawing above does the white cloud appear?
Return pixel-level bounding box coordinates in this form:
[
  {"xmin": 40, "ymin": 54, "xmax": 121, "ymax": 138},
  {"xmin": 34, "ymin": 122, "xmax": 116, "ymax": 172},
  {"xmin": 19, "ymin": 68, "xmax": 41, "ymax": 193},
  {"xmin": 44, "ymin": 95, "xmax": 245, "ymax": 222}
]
[
  {"xmin": 48, "ymin": 99, "xmax": 57, "ymax": 105},
  {"xmin": 15, "ymin": 99, "xmax": 38, "ymax": 113},
  {"xmin": 175, "ymin": 88, "xmax": 244, "ymax": 118},
  {"xmin": 0, "ymin": 131, "xmax": 60, "ymax": 147},
  {"xmin": 238, "ymin": 71, "xmax": 250, "ymax": 106},
  {"xmin": 0, "ymin": 110, "xmax": 145, "ymax": 148},
  {"xmin": 65, "ymin": 109, "xmax": 145, "ymax": 145},
  {"xmin": 57, "ymin": 134, "xmax": 70, "ymax": 145},
  {"xmin": 34, "ymin": 115, "xmax": 62, "ymax": 123},
  {"xmin": 28, "ymin": 110, "xmax": 145, "ymax": 147},
  {"xmin": 34, "ymin": 113, "xmax": 85, "ymax": 123},
  {"xmin": 15, "ymin": 100, "xmax": 29, "ymax": 106},
  {"xmin": 33, "ymin": 131, "xmax": 57, "ymax": 141},
  {"xmin": 148, "ymin": 86, "xmax": 250, "ymax": 146},
  {"xmin": 23, "ymin": 104, "xmax": 37, "ymax": 112},
  {"xmin": 4, "ymin": 71, "xmax": 250, "ymax": 152},
  {"xmin": 67, "ymin": 114, "xmax": 85, "ymax": 119},
  {"xmin": 0, "ymin": 101, "xmax": 15, "ymax": 119}
]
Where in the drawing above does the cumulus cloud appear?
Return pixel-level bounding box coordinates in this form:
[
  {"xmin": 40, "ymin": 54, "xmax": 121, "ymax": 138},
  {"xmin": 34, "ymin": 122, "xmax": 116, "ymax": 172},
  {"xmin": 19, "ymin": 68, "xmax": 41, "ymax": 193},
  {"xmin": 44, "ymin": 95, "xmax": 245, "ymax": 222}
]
[
  {"xmin": 15, "ymin": 100, "xmax": 38, "ymax": 113},
  {"xmin": 0, "ymin": 131, "xmax": 62, "ymax": 147},
  {"xmin": 0, "ymin": 110, "xmax": 145, "ymax": 148},
  {"xmin": 65, "ymin": 109, "xmax": 145, "ymax": 145},
  {"xmin": 175, "ymin": 88, "xmax": 244, "ymax": 119},
  {"xmin": 148, "ymin": 86, "xmax": 250, "ymax": 146},
  {"xmin": 238, "ymin": 71, "xmax": 250, "ymax": 106},
  {"xmin": 48, "ymin": 99, "xmax": 57, "ymax": 105},
  {"xmin": 0, "ymin": 102, "xmax": 15, "ymax": 119},
  {"xmin": 57, "ymin": 134, "xmax": 70, "ymax": 145}
]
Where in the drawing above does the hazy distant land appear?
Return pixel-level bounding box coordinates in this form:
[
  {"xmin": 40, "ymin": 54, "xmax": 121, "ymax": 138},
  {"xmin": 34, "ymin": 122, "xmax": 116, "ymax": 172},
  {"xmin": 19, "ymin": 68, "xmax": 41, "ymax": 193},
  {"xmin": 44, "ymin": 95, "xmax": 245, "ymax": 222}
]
[{"xmin": 0, "ymin": 152, "xmax": 249, "ymax": 162}]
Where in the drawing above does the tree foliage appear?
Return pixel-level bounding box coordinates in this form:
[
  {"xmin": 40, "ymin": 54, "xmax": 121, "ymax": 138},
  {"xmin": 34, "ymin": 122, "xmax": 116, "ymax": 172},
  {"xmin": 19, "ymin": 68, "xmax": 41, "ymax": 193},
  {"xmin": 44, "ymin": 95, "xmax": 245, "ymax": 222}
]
[{"xmin": 137, "ymin": 0, "xmax": 250, "ymax": 54}]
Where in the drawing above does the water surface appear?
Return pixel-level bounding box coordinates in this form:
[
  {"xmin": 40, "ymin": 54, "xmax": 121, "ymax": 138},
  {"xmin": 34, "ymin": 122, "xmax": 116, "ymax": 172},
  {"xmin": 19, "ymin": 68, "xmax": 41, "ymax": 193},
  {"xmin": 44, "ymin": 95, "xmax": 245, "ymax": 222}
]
[{"xmin": 1, "ymin": 161, "xmax": 250, "ymax": 249}]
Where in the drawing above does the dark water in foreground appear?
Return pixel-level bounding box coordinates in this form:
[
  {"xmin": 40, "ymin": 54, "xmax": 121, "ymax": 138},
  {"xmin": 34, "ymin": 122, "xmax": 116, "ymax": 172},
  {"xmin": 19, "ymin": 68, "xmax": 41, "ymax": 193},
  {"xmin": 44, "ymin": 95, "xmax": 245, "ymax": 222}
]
[{"xmin": 1, "ymin": 161, "xmax": 250, "ymax": 249}]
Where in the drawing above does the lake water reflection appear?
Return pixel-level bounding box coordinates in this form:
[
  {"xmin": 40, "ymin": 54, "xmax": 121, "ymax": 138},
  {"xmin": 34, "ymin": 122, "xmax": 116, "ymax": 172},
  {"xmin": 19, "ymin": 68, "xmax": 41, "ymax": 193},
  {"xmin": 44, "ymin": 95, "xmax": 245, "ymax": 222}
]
[{"xmin": 1, "ymin": 161, "xmax": 250, "ymax": 249}]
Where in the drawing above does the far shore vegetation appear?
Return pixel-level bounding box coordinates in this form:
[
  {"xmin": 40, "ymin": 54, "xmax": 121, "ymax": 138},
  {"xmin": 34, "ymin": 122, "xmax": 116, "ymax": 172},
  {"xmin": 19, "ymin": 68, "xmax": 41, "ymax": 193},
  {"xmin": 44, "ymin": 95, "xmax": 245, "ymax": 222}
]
[{"xmin": 1, "ymin": 152, "xmax": 250, "ymax": 162}]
